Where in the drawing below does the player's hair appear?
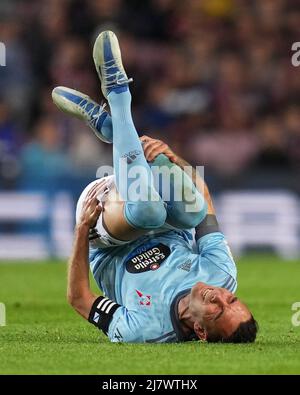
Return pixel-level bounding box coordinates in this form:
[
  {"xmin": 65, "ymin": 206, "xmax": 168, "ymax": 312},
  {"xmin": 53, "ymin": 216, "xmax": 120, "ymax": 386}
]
[{"xmin": 206, "ymin": 315, "xmax": 259, "ymax": 343}]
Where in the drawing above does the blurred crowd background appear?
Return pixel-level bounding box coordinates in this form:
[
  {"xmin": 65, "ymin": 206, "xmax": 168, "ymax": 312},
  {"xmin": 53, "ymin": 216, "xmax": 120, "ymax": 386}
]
[{"xmin": 0, "ymin": 0, "xmax": 299, "ymax": 198}]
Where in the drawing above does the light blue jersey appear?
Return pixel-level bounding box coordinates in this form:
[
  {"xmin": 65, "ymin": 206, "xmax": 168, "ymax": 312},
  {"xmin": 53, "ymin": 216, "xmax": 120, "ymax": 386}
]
[{"xmin": 89, "ymin": 230, "xmax": 237, "ymax": 343}]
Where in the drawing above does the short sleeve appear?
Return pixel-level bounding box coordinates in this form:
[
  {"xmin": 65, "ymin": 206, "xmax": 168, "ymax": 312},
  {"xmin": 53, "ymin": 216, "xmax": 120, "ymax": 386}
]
[
  {"xmin": 107, "ymin": 307, "xmax": 147, "ymax": 343},
  {"xmin": 196, "ymin": 232, "xmax": 237, "ymax": 291}
]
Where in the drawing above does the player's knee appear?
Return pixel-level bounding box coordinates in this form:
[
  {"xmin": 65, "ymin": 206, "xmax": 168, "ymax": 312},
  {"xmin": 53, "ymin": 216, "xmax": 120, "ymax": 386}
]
[
  {"xmin": 181, "ymin": 204, "xmax": 207, "ymax": 229},
  {"xmin": 124, "ymin": 200, "xmax": 167, "ymax": 230},
  {"xmin": 167, "ymin": 200, "xmax": 207, "ymax": 229}
]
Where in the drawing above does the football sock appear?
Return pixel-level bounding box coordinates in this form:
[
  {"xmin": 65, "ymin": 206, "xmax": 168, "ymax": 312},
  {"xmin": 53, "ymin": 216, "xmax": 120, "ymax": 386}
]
[{"xmin": 107, "ymin": 88, "xmax": 166, "ymax": 229}]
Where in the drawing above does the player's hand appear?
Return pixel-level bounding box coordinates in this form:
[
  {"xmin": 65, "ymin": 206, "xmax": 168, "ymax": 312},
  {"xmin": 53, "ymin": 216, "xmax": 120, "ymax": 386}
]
[
  {"xmin": 79, "ymin": 182, "xmax": 104, "ymax": 228},
  {"xmin": 140, "ymin": 135, "xmax": 178, "ymax": 163}
]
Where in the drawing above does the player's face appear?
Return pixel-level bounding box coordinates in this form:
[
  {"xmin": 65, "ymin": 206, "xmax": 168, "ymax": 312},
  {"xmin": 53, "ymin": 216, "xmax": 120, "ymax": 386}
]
[{"xmin": 189, "ymin": 282, "xmax": 251, "ymax": 341}]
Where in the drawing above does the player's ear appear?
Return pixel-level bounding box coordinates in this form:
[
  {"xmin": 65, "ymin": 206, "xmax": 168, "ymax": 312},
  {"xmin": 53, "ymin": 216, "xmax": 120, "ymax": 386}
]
[{"xmin": 194, "ymin": 321, "xmax": 207, "ymax": 341}]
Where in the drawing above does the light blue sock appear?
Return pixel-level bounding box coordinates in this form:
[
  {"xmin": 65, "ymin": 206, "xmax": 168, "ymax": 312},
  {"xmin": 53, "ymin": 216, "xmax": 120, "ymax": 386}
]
[{"xmin": 107, "ymin": 89, "xmax": 166, "ymax": 229}]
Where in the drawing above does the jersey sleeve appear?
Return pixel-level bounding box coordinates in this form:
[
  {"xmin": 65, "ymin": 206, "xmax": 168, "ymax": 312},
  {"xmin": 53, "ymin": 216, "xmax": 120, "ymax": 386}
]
[
  {"xmin": 88, "ymin": 296, "xmax": 146, "ymax": 343},
  {"xmin": 196, "ymin": 231, "xmax": 237, "ymax": 292},
  {"xmin": 107, "ymin": 307, "xmax": 147, "ymax": 343}
]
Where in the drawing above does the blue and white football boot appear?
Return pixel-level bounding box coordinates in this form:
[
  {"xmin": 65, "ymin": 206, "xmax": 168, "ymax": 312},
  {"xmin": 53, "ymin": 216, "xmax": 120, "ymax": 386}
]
[
  {"xmin": 93, "ymin": 30, "xmax": 133, "ymax": 98},
  {"xmin": 52, "ymin": 86, "xmax": 112, "ymax": 143}
]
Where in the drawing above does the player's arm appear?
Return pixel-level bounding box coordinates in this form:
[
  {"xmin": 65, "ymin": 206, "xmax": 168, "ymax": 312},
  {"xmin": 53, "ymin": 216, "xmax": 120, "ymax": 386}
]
[
  {"xmin": 174, "ymin": 153, "xmax": 236, "ymax": 281},
  {"xmin": 68, "ymin": 184, "xmax": 148, "ymax": 342},
  {"xmin": 67, "ymin": 183, "xmax": 103, "ymax": 319},
  {"xmin": 67, "ymin": 224, "xmax": 98, "ymax": 319},
  {"xmin": 68, "ymin": 183, "xmax": 120, "ymax": 321}
]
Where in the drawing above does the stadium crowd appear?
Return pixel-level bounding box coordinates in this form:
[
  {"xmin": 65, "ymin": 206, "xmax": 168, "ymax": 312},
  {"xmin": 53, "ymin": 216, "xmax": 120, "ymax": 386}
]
[{"xmin": 0, "ymin": 0, "xmax": 299, "ymax": 196}]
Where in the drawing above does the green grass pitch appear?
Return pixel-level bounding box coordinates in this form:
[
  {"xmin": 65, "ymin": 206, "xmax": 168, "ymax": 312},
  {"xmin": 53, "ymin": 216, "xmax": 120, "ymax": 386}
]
[{"xmin": 0, "ymin": 255, "xmax": 300, "ymax": 375}]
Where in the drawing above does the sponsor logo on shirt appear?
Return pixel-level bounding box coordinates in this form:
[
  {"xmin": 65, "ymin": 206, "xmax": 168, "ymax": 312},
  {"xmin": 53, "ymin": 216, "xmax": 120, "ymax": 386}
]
[{"xmin": 125, "ymin": 243, "xmax": 170, "ymax": 273}]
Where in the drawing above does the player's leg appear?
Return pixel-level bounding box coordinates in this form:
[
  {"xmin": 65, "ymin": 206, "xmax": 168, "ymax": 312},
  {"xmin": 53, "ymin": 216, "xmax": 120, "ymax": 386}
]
[
  {"xmin": 52, "ymin": 90, "xmax": 164, "ymax": 241},
  {"xmin": 93, "ymin": 30, "xmax": 167, "ymax": 237},
  {"xmin": 52, "ymin": 87, "xmax": 113, "ymax": 143},
  {"xmin": 101, "ymin": 146, "xmax": 207, "ymax": 236},
  {"xmin": 149, "ymin": 154, "xmax": 207, "ymax": 229},
  {"xmin": 52, "ymin": 87, "xmax": 205, "ymax": 233},
  {"xmin": 52, "ymin": 92, "xmax": 162, "ymax": 242},
  {"xmin": 52, "ymin": 31, "xmax": 204, "ymax": 241},
  {"xmin": 75, "ymin": 176, "xmax": 143, "ymax": 246}
]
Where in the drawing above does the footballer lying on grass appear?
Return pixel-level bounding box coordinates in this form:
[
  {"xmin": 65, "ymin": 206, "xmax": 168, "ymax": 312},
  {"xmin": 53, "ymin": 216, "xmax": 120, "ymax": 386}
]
[{"xmin": 52, "ymin": 31, "xmax": 258, "ymax": 343}]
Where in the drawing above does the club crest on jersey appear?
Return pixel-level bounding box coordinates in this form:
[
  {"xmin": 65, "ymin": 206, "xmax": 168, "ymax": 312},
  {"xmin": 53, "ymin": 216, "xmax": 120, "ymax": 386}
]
[
  {"xmin": 136, "ymin": 290, "xmax": 151, "ymax": 306},
  {"xmin": 125, "ymin": 243, "xmax": 170, "ymax": 273}
]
